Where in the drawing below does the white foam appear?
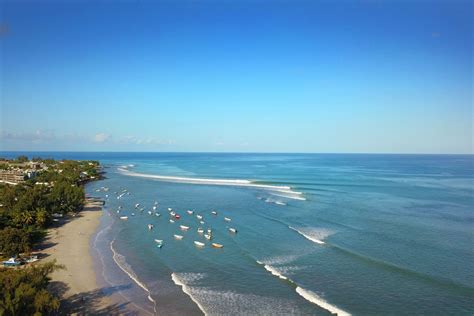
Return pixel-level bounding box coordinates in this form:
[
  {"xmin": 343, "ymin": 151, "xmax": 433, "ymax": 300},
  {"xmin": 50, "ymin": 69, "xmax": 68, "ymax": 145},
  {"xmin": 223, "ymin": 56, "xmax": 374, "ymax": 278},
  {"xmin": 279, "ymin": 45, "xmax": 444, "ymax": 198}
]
[
  {"xmin": 256, "ymin": 260, "xmax": 350, "ymax": 316},
  {"xmin": 263, "ymin": 264, "xmax": 288, "ymax": 280},
  {"xmin": 296, "ymin": 287, "xmax": 351, "ymax": 316},
  {"xmin": 171, "ymin": 273, "xmax": 207, "ymax": 315},
  {"xmin": 171, "ymin": 272, "xmax": 301, "ymax": 315},
  {"xmin": 110, "ymin": 240, "xmax": 157, "ymax": 314},
  {"xmin": 118, "ymin": 168, "xmax": 302, "ymax": 195},
  {"xmin": 289, "ymin": 226, "xmax": 333, "ymax": 245},
  {"xmin": 270, "ymin": 192, "xmax": 307, "ymax": 201}
]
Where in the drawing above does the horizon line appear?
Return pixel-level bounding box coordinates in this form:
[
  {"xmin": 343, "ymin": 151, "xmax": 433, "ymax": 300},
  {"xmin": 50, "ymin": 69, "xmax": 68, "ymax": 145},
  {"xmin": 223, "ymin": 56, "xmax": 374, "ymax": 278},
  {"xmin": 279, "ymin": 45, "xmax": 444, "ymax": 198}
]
[{"xmin": 0, "ymin": 150, "xmax": 472, "ymax": 156}]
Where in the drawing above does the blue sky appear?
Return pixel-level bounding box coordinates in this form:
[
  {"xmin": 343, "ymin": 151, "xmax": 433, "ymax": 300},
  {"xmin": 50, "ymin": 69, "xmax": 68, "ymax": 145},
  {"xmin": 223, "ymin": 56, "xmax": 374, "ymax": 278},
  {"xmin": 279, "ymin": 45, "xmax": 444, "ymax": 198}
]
[{"xmin": 0, "ymin": 0, "xmax": 472, "ymax": 153}]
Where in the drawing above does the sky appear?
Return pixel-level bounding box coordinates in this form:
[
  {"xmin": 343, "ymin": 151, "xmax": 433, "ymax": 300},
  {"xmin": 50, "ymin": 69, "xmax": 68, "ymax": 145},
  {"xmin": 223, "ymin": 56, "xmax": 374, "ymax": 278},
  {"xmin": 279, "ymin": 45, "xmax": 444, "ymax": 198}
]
[{"xmin": 0, "ymin": 0, "xmax": 472, "ymax": 153}]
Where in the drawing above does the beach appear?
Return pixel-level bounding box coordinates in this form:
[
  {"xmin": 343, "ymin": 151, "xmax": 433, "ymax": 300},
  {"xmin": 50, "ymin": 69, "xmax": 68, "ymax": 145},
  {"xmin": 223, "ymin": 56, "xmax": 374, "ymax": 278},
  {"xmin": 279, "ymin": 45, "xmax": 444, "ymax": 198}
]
[{"xmin": 42, "ymin": 199, "xmax": 112, "ymax": 313}]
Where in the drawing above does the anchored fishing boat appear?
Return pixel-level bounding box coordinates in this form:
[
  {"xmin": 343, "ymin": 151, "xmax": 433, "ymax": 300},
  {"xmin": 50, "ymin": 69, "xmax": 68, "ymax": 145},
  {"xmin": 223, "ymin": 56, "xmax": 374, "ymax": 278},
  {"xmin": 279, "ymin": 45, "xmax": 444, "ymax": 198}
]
[
  {"xmin": 194, "ymin": 241, "xmax": 205, "ymax": 248},
  {"xmin": 212, "ymin": 243, "xmax": 224, "ymax": 248}
]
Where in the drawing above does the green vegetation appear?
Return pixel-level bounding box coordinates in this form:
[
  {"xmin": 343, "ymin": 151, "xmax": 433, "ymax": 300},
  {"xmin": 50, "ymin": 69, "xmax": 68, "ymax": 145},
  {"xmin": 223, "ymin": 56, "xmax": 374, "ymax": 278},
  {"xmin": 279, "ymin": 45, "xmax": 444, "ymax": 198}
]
[
  {"xmin": 0, "ymin": 156, "xmax": 102, "ymax": 315},
  {"xmin": 0, "ymin": 157, "xmax": 101, "ymax": 255},
  {"xmin": 0, "ymin": 261, "xmax": 63, "ymax": 315}
]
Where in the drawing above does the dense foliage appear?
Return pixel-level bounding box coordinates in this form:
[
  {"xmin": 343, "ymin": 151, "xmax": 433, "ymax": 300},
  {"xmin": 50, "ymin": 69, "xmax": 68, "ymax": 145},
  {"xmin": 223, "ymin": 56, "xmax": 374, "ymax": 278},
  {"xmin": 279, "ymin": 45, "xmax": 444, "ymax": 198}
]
[
  {"xmin": 0, "ymin": 157, "xmax": 101, "ymax": 255},
  {"xmin": 0, "ymin": 261, "xmax": 63, "ymax": 315}
]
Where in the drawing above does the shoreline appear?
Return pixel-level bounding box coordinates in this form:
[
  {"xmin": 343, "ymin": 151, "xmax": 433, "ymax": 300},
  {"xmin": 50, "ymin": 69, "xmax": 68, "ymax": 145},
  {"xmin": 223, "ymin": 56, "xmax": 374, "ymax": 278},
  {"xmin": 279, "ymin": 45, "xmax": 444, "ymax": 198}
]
[{"xmin": 42, "ymin": 198, "xmax": 113, "ymax": 313}]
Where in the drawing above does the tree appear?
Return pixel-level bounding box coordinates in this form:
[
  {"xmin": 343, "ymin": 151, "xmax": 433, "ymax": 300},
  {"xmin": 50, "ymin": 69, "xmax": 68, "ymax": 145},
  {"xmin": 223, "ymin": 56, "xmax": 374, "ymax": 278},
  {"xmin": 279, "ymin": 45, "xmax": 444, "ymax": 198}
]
[
  {"xmin": 0, "ymin": 261, "xmax": 62, "ymax": 315},
  {"xmin": 0, "ymin": 227, "xmax": 31, "ymax": 257}
]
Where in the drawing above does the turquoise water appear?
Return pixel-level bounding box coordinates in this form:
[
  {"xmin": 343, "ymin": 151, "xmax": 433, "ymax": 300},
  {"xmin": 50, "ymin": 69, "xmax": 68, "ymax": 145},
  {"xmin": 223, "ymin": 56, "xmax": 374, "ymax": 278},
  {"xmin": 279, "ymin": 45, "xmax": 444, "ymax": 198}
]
[{"xmin": 3, "ymin": 152, "xmax": 474, "ymax": 315}]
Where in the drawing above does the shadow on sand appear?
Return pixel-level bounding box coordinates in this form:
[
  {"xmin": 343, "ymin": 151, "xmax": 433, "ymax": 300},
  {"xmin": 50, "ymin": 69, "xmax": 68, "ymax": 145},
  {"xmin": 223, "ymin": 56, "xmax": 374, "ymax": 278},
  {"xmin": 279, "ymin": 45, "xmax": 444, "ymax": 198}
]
[{"xmin": 49, "ymin": 282, "xmax": 137, "ymax": 315}]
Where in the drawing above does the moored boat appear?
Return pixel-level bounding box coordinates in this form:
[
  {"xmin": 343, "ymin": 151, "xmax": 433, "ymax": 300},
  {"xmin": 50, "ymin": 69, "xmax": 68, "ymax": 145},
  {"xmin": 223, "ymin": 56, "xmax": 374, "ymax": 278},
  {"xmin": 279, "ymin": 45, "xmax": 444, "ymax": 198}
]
[
  {"xmin": 174, "ymin": 234, "xmax": 184, "ymax": 240},
  {"xmin": 187, "ymin": 210, "xmax": 194, "ymax": 215},
  {"xmin": 211, "ymin": 243, "xmax": 224, "ymax": 248},
  {"xmin": 211, "ymin": 211, "xmax": 217, "ymax": 215},
  {"xmin": 197, "ymin": 228, "xmax": 204, "ymax": 234},
  {"xmin": 175, "ymin": 214, "xmax": 181, "ymax": 219},
  {"xmin": 196, "ymin": 215, "xmax": 203, "ymax": 220},
  {"xmin": 120, "ymin": 216, "xmax": 128, "ymax": 220},
  {"xmin": 180, "ymin": 225, "xmax": 190, "ymax": 231},
  {"xmin": 224, "ymin": 217, "xmax": 231, "ymax": 222},
  {"xmin": 229, "ymin": 227, "xmax": 237, "ymax": 234},
  {"xmin": 148, "ymin": 224, "xmax": 154, "ymax": 230},
  {"xmin": 169, "ymin": 219, "xmax": 175, "ymax": 223},
  {"xmin": 154, "ymin": 239, "xmax": 163, "ymax": 243},
  {"xmin": 204, "ymin": 234, "xmax": 212, "ymax": 240},
  {"xmin": 194, "ymin": 241, "xmax": 205, "ymax": 247},
  {"xmin": 2, "ymin": 257, "xmax": 21, "ymax": 267}
]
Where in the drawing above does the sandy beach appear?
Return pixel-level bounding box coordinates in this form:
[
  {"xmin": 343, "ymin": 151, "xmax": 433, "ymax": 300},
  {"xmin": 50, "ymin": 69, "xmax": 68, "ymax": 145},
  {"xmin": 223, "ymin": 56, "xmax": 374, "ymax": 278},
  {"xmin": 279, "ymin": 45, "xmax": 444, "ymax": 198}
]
[{"xmin": 42, "ymin": 199, "xmax": 114, "ymax": 313}]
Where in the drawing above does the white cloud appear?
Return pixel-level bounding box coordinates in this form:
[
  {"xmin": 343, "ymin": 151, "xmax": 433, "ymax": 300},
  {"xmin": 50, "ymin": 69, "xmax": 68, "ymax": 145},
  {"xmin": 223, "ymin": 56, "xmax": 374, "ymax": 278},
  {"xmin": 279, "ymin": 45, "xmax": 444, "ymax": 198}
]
[{"xmin": 93, "ymin": 133, "xmax": 111, "ymax": 143}]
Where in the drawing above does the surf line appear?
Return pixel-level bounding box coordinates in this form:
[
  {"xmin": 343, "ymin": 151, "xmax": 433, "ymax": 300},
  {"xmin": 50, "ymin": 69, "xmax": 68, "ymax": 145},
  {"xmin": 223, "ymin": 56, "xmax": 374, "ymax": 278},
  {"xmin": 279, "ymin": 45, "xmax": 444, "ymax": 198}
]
[
  {"xmin": 171, "ymin": 273, "xmax": 207, "ymax": 316},
  {"xmin": 289, "ymin": 226, "xmax": 326, "ymax": 245},
  {"xmin": 117, "ymin": 167, "xmax": 304, "ymax": 196},
  {"xmin": 256, "ymin": 261, "xmax": 350, "ymax": 316},
  {"xmin": 110, "ymin": 240, "xmax": 158, "ymax": 315}
]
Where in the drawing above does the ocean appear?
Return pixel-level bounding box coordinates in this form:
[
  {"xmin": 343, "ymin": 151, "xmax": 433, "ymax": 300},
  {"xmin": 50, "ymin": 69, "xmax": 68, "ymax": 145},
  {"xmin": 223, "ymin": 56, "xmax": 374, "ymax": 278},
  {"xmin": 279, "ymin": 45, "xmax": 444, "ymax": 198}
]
[{"xmin": 2, "ymin": 152, "xmax": 473, "ymax": 315}]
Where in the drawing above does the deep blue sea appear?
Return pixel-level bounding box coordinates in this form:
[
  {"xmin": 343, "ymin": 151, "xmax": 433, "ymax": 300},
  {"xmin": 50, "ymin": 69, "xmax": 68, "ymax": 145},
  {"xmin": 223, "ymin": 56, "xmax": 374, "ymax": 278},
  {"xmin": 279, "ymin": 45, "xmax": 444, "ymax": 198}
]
[{"xmin": 2, "ymin": 152, "xmax": 473, "ymax": 315}]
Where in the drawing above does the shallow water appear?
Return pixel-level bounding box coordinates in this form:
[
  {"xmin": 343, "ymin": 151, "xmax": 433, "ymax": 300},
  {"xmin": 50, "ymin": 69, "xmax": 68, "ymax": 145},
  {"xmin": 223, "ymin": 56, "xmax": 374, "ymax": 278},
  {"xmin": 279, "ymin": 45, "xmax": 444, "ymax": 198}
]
[{"xmin": 4, "ymin": 152, "xmax": 473, "ymax": 315}]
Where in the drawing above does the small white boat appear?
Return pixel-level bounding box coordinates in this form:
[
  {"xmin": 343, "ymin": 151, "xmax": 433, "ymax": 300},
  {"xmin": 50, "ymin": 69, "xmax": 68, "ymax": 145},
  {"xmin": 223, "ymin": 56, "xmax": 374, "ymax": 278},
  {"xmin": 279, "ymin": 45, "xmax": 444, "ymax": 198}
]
[
  {"xmin": 196, "ymin": 215, "xmax": 203, "ymax": 220},
  {"xmin": 204, "ymin": 234, "xmax": 212, "ymax": 240},
  {"xmin": 180, "ymin": 225, "xmax": 190, "ymax": 231},
  {"xmin": 116, "ymin": 210, "xmax": 120, "ymax": 213},
  {"xmin": 135, "ymin": 203, "xmax": 140, "ymax": 208},
  {"xmin": 148, "ymin": 211, "xmax": 153, "ymax": 215},
  {"xmin": 211, "ymin": 211, "xmax": 217, "ymax": 215},
  {"xmin": 207, "ymin": 228, "xmax": 212, "ymax": 234},
  {"xmin": 153, "ymin": 206, "xmax": 157, "ymax": 210},
  {"xmin": 131, "ymin": 213, "xmax": 135, "ymax": 216},
  {"xmin": 156, "ymin": 243, "xmax": 163, "ymax": 249},
  {"xmin": 194, "ymin": 241, "xmax": 205, "ymax": 247},
  {"xmin": 120, "ymin": 216, "xmax": 128, "ymax": 220},
  {"xmin": 169, "ymin": 219, "xmax": 175, "ymax": 223},
  {"xmin": 212, "ymin": 243, "xmax": 224, "ymax": 248},
  {"xmin": 224, "ymin": 217, "xmax": 231, "ymax": 222},
  {"xmin": 197, "ymin": 228, "xmax": 204, "ymax": 234},
  {"xmin": 25, "ymin": 255, "xmax": 39, "ymax": 263},
  {"xmin": 168, "ymin": 208, "xmax": 173, "ymax": 211},
  {"xmin": 154, "ymin": 239, "xmax": 163, "ymax": 244},
  {"xmin": 148, "ymin": 224, "xmax": 154, "ymax": 230},
  {"xmin": 170, "ymin": 211, "xmax": 176, "ymax": 216},
  {"xmin": 229, "ymin": 228, "xmax": 237, "ymax": 234},
  {"xmin": 155, "ymin": 213, "xmax": 161, "ymax": 217},
  {"xmin": 199, "ymin": 220, "xmax": 205, "ymax": 225},
  {"xmin": 187, "ymin": 210, "xmax": 194, "ymax": 215},
  {"xmin": 174, "ymin": 234, "xmax": 184, "ymax": 240}
]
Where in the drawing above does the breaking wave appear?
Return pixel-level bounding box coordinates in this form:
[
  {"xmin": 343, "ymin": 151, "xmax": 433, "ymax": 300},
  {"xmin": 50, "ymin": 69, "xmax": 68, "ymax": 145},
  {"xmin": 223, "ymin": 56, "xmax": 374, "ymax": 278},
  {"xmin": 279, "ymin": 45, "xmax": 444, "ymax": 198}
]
[
  {"xmin": 289, "ymin": 226, "xmax": 334, "ymax": 245},
  {"xmin": 171, "ymin": 272, "xmax": 303, "ymax": 315},
  {"xmin": 110, "ymin": 240, "xmax": 157, "ymax": 314},
  {"xmin": 256, "ymin": 260, "xmax": 351, "ymax": 315},
  {"xmin": 118, "ymin": 167, "xmax": 304, "ymax": 196}
]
